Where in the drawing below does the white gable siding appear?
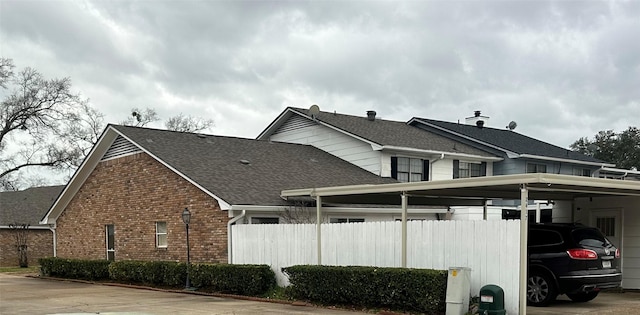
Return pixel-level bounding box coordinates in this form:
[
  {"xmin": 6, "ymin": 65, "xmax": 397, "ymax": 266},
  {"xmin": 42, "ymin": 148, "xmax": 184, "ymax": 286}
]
[
  {"xmin": 270, "ymin": 119, "xmax": 382, "ymax": 175},
  {"xmin": 574, "ymin": 196, "xmax": 640, "ymax": 289},
  {"xmin": 431, "ymin": 159, "xmax": 454, "ymax": 180}
]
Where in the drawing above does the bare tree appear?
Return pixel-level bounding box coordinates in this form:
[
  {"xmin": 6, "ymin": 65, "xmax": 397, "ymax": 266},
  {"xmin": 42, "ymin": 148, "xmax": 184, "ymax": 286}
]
[
  {"xmin": 165, "ymin": 113, "xmax": 214, "ymax": 133},
  {"xmin": 121, "ymin": 107, "xmax": 159, "ymax": 127},
  {"xmin": 280, "ymin": 201, "xmax": 317, "ymax": 224},
  {"xmin": 9, "ymin": 223, "xmax": 30, "ymax": 267},
  {"xmin": 0, "ymin": 58, "xmax": 104, "ymax": 190}
]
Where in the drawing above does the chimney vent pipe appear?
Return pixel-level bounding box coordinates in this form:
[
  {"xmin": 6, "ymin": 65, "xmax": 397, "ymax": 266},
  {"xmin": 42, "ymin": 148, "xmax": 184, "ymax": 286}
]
[{"xmin": 367, "ymin": 110, "xmax": 377, "ymax": 121}]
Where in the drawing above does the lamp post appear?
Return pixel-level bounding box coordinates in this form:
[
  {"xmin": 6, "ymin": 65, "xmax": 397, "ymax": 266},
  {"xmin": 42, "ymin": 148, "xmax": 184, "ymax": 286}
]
[{"xmin": 181, "ymin": 207, "xmax": 192, "ymax": 289}]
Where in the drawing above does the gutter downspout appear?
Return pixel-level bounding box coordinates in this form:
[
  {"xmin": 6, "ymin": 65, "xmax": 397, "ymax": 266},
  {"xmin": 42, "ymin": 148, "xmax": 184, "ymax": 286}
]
[
  {"xmin": 227, "ymin": 210, "xmax": 246, "ymax": 264},
  {"xmin": 401, "ymin": 192, "xmax": 408, "ymax": 268},
  {"xmin": 49, "ymin": 223, "xmax": 57, "ymax": 257},
  {"xmin": 316, "ymin": 196, "xmax": 322, "ymax": 265},
  {"xmin": 429, "ymin": 153, "xmax": 445, "ymax": 181}
]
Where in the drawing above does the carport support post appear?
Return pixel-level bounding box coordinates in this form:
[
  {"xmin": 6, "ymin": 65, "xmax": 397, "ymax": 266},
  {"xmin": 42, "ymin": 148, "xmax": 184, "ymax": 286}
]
[
  {"xmin": 519, "ymin": 185, "xmax": 529, "ymax": 315},
  {"xmin": 316, "ymin": 195, "xmax": 322, "ymax": 265},
  {"xmin": 401, "ymin": 192, "xmax": 408, "ymax": 268}
]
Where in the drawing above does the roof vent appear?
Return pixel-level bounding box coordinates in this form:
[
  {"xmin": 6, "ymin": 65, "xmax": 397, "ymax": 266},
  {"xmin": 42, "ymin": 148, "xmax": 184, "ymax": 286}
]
[
  {"xmin": 465, "ymin": 110, "xmax": 489, "ymax": 127},
  {"xmin": 239, "ymin": 159, "xmax": 251, "ymax": 165},
  {"xmin": 367, "ymin": 110, "xmax": 377, "ymax": 121}
]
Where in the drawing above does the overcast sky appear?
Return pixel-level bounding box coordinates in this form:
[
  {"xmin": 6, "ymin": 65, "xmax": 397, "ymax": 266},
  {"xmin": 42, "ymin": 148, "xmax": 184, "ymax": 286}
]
[{"xmin": 2, "ymin": 0, "xmax": 639, "ymax": 149}]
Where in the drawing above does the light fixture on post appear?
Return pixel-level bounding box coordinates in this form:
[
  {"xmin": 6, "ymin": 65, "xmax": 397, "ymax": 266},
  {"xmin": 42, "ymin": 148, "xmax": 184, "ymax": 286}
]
[{"xmin": 181, "ymin": 207, "xmax": 192, "ymax": 290}]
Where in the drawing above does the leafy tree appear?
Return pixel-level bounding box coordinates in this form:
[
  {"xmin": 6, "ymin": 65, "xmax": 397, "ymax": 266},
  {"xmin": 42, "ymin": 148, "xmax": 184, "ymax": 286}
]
[
  {"xmin": 0, "ymin": 58, "xmax": 104, "ymax": 190},
  {"xmin": 570, "ymin": 127, "xmax": 640, "ymax": 170}
]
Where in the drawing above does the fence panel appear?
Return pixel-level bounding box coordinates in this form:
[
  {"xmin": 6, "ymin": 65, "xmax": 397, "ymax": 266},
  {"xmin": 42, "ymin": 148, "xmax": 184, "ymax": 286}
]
[{"xmin": 232, "ymin": 220, "xmax": 520, "ymax": 314}]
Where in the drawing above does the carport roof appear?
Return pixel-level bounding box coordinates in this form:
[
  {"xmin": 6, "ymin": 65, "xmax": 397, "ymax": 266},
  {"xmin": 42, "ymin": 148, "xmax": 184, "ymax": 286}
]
[{"xmin": 281, "ymin": 173, "xmax": 640, "ymax": 205}]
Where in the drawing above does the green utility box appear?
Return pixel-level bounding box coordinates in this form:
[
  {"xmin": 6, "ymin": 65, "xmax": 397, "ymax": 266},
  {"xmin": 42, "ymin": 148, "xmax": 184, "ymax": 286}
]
[{"xmin": 478, "ymin": 284, "xmax": 506, "ymax": 315}]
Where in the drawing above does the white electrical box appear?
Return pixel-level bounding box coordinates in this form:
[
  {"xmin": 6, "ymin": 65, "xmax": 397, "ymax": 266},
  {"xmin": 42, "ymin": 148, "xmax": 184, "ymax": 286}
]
[{"xmin": 445, "ymin": 267, "xmax": 471, "ymax": 315}]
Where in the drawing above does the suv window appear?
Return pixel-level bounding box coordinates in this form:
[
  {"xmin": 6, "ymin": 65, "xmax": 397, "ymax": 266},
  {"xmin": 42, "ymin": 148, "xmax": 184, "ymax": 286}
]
[
  {"xmin": 572, "ymin": 228, "xmax": 608, "ymax": 247},
  {"xmin": 529, "ymin": 229, "xmax": 563, "ymax": 246}
]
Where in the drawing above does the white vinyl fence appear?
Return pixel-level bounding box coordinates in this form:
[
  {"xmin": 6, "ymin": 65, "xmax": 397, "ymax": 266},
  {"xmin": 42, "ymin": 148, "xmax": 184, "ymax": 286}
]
[{"xmin": 232, "ymin": 220, "xmax": 520, "ymax": 314}]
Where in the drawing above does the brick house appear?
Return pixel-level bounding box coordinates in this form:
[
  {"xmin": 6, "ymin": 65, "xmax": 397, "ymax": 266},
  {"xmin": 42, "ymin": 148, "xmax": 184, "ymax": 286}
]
[
  {"xmin": 0, "ymin": 186, "xmax": 63, "ymax": 267},
  {"xmin": 40, "ymin": 125, "xmax": 395, "ymax": 263}
]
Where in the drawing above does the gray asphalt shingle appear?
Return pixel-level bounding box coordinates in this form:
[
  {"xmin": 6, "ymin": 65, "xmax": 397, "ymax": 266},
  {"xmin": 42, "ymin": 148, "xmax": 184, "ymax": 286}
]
[
  {"xmin": 289, "ymin": 107, "xmax": 495, "ymax": 157},
  {"xmin": 0, "ymin": 186, "xmax": 64, "ymax": 226},
  {"xmin": 112, "ymin": 125, "xmax": 397, "ymax": 206},
  {"xmin": 413, "ymin": 118, "xmax": 605, "ymax": 163}
]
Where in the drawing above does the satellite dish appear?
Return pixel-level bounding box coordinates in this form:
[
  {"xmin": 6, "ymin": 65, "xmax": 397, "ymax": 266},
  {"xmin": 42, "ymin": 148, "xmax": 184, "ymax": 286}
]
[
  {"xmin": 309, "ymin": 104, "xmax": 320, "ymax": 118},
  {"xmin": 507, "ymin": 121, "xmax": 517, "ymax": 130}
]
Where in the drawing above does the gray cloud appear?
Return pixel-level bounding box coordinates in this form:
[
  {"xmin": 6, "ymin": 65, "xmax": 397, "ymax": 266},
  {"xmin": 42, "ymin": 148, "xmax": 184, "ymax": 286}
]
[{"xmin": 1, "ymin": 0, "xmax": 638, "ymax": 150}]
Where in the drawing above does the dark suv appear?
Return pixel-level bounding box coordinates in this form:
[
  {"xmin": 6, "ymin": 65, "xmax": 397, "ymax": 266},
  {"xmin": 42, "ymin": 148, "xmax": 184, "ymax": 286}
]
[{"xmin": 527, "ymin": 223, "xmax": 621, "ymax": 306}]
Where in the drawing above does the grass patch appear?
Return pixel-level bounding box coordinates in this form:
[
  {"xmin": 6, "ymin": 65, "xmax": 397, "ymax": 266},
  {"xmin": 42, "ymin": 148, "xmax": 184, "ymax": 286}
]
[
  {"xmin": 261, "ymin": 286, "xmax": 292, "ymax": 301},
  {"xmin": 0, "ymin": 266, "xmax": 40, "ymax": 274}
]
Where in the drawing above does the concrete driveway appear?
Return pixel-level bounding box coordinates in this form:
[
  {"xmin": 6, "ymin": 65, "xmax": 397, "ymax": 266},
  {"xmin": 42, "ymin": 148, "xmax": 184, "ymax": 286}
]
[
  {"xmin": 526, "ymin": 292, "xmax": 640, "ymax": 315},
  {"xmin": 0, "ymin": 273, "xmax": 368, "ymax": 315}
]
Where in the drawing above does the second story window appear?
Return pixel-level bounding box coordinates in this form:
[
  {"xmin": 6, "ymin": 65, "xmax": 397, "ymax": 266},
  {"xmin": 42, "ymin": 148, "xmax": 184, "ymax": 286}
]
[
  {"xmin": 527, "ymin": 163, "xmax": 547, "ymax": 173},
  {"xmin": 453, "ymin": 160, "xmax": 486, "ymax": 179},
  {"xmin": 391, "ymin": 157, "xmax": 428, "ymax": 182},
  {"xmin": 573, "ymin": 168, "xmax": 591, "ymax": 177}
]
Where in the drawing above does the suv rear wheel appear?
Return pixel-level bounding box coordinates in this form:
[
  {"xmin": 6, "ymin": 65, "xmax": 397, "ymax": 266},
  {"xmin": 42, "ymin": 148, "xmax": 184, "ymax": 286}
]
[
  {"xmin": 566, "ymin": 291, "xmax": 599, "ymax": 302},
  {"xmin": 527, "ymin": 272, "xmax": 558, "ymax": 307}
]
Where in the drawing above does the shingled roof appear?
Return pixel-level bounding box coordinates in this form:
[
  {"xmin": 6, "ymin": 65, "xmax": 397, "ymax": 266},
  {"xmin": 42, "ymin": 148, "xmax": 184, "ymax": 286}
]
[
  {"xmin": 112, "ymin": 125, "xmax": 397, "ymax": 206},
  {"xmin": 412, "ymin": 118, "xmax": 606, "ymax": 164},
  {"xmin": 261, "ymin": 107, "xmax": 495, "ymax": 157},
  {"xmin": 0, "ymin": 186, "xmax": 64, "ymax": 226}
]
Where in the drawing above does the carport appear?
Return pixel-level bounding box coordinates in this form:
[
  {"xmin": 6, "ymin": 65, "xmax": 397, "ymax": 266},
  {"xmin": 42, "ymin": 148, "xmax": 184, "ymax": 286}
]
[{"xmin": 281, "ymin": 173, "xmax": 640, "ymax": 315}]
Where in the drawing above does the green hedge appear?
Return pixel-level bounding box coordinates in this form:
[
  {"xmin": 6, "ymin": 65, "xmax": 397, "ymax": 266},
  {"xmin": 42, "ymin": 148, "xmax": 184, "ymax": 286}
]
[
  {"xmin": 282, "ymin": 265, "xmax": 447, "ymax": 314},
  {"xmin": 39, "ymin": 257, "xmax": 111, "ymax": 281},
  {"xmin": 108, "ymin": 260, "xmax": 186, "ymax": 287},
  {"xmin": 108, "ymin": 260, "xmax": 275, "ymax": 295},
  {"xmin": 191, "ymin": 264, "xmax": 276, "ymax": 295}
]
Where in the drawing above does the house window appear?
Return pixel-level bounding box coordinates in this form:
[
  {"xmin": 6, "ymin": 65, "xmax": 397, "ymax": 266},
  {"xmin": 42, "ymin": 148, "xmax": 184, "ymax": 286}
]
[
  {"xmin": 526, "ymin": 163, "xmax": 547, "ymax": 173},
  {"xmin": 329, "ymin": 218, "xmax": 365, "ymax": 223},
  {"xmin": 251, "ymin": 217, "xmax": 280, "ymax": 224},
  {"xmin": 596, "ymin": 217, "xmax": 615, "ymax": 237},
  {"xmin": 391, "ymin": 157, "xmax": 428, "ymax": 182},
  {"xmin": 156, "ymin": 222, "xmax": 167, "ymax": 248},
  {"xmin": 453, "ymin": 160, "xmax": 486, "ymax": 179},
  {"xmin": 105, "ymin": 224, "xmax": 115, "ymax": 261},
  {"xmin": 573, "ymin": 168, "xmax": 591, "ymax": 177}
]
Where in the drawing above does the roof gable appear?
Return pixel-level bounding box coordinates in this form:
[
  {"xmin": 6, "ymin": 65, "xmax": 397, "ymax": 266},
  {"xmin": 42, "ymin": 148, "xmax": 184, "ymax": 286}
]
[
  {"xmin": 42, "ymin": 125, "xmax": 397, "ymax": 224},
  {"xmin": 260, "ymin": 107, "xmax": 495, "ymax": 158},
  {"xmin": 112, "ymin": 125, "xmax": 397, "ymax": 206},
  {"xmin": 1, "ymin": 186, "xmax": 64, "ymax": 226},
  {"xmin": 411, "ymin": 118, "xmax": 609, "ymax": 165}
]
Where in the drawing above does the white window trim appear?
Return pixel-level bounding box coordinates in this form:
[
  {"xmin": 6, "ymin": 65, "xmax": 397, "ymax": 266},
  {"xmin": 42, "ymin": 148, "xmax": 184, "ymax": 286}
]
[
  {"xmin": 249, "ymin": 216, "xmax": 280, "ymax": 224},
  {"xmin": 329, "ymin": 217, "xmax": 365, "ymax": 223},
  {"xmin": 155, "ymin": 222, "xmax": 167, "ymax": 248}
]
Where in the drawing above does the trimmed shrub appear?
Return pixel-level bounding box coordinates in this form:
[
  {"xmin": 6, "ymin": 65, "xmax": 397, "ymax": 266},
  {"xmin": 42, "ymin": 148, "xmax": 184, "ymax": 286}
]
[
  {"xmin": 191, "ymin": 264, "xmax": 276, "ymax": 295},
  {"xmin": 108, "ymin": 261, "xmax": 185, "ymax": 286},
  {"xmin": 108, "ymin": 261, "xmax": 275, "ymax": 295},
  {"xmin": 39, "ymin": 257, "xmax": 111, "ymax": 281},
  {"xmin": 282, "ymin": 265, "xmax": 447, "ymax": 314},
  {"xmin": 39, "ymin": 258, "xmax": 275, "ymax": 297}
]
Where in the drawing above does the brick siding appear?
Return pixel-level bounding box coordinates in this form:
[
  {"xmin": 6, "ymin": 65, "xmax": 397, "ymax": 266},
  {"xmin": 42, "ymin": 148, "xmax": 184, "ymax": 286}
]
[
  {"xmin": 55, "ymin": 152, "xmax": 229, "ymax": 263},
  {"xmin": 0, "ymin": 229, "xmax": 53, "ymax": 267}
]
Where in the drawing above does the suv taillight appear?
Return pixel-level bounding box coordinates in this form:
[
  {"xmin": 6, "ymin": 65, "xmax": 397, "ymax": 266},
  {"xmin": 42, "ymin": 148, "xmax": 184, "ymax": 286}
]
[
  {"xmin": 615, "ymin": 248, "xmax": 620, "ymax": 258},
  {"xmin": 567, "ymin": 249, "xmax": 598, "ymax": 260}
]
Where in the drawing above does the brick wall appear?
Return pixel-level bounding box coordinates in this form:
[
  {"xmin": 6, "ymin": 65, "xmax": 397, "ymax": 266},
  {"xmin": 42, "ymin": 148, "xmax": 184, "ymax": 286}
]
[
  {"xmin": 55, "ymin": 152, "xmax": 229, "ymax": 263},
  {"xmin": 0, "ymin": 229, "xmax": 53, "ymax": 267}
]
